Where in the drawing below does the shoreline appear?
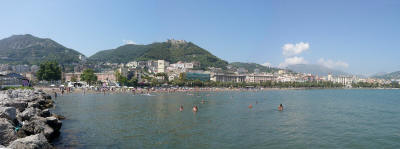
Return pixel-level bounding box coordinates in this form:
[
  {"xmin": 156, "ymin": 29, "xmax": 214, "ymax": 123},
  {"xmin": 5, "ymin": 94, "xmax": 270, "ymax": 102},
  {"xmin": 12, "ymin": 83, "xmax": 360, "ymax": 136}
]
[
  {"xmin": 35, "ymin": 86, "xmax": 400, "ymax": 96},
  {"xmin": 0, "ymin": 89, "xmax": 62, "ymax": 148}
]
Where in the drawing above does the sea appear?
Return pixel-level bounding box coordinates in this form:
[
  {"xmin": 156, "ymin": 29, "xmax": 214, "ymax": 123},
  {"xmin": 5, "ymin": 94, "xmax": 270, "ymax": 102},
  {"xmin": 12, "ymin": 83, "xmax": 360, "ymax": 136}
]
[{"xmin": 52, "ymin": 89, "xmax": 400, "ymax": 149}]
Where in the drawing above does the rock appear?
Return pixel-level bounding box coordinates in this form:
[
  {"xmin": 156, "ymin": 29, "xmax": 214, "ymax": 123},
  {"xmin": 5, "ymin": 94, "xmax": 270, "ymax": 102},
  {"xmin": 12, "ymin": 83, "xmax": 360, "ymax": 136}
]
[
  {"xmin": 27, "ymin": 102, "xmax": 39, "ymax": 109},
  {"xmin": 18, "ymin": 108, "xmax": 39, "ymax": 121},
  {"xmin": 0, "ymin": 107, "xmax": 16, "ymax": 121},
  {"xmin": 21, "ymin": 118, "xmax": 46, "ymax": 136},
  {"xmin": 0, "ymin": 118, "xmax": 17, "ymax": 146},
  {"xmin": 16, "ymin": 129, "xmax": 27, "ymax": 139},
  {"xmin": 39, "ymin": 109, "xmax": 51, "ymax": 118},
  {"xmin": 7, "ymin": 133, "xmax": 53, "ymax": 149},
  {"xmin": 43, "ymin": 125, "xmax": 57, "ymax": 141},
  {"xmin": 52, "ymin": 114, "xmax": 65, "ymax": 120},
  {"xmin": 45, "ymin": 117, "xmax": 62, "ymax": 130},
  {"xmin": 3, "ymin": 101, "xmax": 27, "ymax": 112},
  {"xmin": 0, "ymin": 93, "xmax": 10, "ymax": 100}
]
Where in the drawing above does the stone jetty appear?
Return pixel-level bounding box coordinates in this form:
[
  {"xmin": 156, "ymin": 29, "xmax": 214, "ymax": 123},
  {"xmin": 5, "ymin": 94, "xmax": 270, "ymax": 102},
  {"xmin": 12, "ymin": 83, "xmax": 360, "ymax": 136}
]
[{"xmin": 0, "ymin": 89, "xmax": 62, "ymax": 149}]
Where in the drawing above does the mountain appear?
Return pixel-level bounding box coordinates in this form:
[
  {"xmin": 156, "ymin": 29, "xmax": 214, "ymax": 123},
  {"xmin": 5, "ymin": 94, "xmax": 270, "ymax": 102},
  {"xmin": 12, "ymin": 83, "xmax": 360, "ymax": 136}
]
[
  {"xmin": 89, "ymin": 39, "xmax": 228, "ymax": 70},
  {"xmin": 373, "ymin": 71, "xmax": 400, "ymax": 80},
  {"xmin": 0, "ymin": 34, "xmax": 84, "ymax": 65},
  {"xmin": 229, "ymin": 62, "xmax": 280, "ymax": 73},
  {"xmin": 287, "ymin": 64, "xmax": 349, "ymax": 76}
]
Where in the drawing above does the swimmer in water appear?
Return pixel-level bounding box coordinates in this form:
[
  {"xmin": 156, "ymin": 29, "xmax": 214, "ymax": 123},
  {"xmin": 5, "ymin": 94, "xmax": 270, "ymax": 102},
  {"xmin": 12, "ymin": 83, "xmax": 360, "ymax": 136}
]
[
  {"xmin": 248, "ymin": 104, "xmax": 253, "ymax": 109},
  {"xmin": 278, "ymin": 104, "xmax": 283, "ymax": 111},
  {"xmin": 201, "ymin": 99, "xmax": 206, "ymax": 104},
  {"xmin": 179, "ymin": 105, "xmax": 184, "ymax": 112},
  {"xmin": 192, "ymin": 105, "xmax": 198, "ymax": 112}
]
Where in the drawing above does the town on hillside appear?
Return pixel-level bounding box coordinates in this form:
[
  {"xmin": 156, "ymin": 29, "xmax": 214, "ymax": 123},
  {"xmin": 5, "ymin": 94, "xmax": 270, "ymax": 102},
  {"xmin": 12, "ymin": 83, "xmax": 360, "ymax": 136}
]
[{"xmin": 0, "ymin": 59, "xmax": 398, "ymax": 90}]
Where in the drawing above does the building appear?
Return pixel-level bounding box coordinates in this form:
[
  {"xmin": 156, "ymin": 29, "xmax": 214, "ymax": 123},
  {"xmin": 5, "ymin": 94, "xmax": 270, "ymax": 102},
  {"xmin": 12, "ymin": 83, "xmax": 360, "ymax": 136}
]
[
  {"xmin": 210, "ymin": 73, "xmax": 246, "ymax": 82},
  {"xmin": 95, "ymin": 71, "xmax": 116, "ymax": 82},
  {"xmin": 245, "ymin": 73, "xmax": 275, "ymax": 83},
  {"xmin": 186, "ymin": 72, "xmax": 210, "ymax": 81},
  {"xmin": 0, "ymin": 73, "xmax": 30, "ymax": 88},
  {"xmin": 157, "ymin": 60, "xmax": 169, "ymax": 73},
  {"xmin": 64, "ymin": 71, "xmax": 117, "ymax": 83}
]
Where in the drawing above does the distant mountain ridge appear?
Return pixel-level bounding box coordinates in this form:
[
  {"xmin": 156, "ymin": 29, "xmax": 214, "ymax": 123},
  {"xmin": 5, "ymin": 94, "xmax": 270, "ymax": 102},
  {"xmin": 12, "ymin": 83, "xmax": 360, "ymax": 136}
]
[
  {"xmin": 88, "ymin": 39, "xmax": 228, "ymax": 70},
  {"xmin": 287, "ymin": 64, "xmax": 349, "ymax": 76},
  {"xmin": 373, "ymin": 71, "xmax": 400, "ymax": 80},
  {"xmin": 0, "ymin": 34, "xmax": 83, "ymax": 65}
]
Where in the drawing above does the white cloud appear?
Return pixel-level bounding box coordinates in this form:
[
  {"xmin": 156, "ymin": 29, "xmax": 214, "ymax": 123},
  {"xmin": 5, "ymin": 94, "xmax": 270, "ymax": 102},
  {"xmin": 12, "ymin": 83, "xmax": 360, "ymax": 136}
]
[
  {"xmin": 261, "ymin": 62, "xmax": 272, "ymax": 67},
  {"xmin": 282, "ymin": 42, "xmax": 310, "ymax": 57},
  {"xmin": 123, "ymin": 40, "xmax": 136, "ymax": 45},
  {"xmin": 318, "ymin": 58, "xmax": 349, "ymax": 69},
  {"xmin": 279, "ymin": 56, "xmax": 308, "ymax": 68}
]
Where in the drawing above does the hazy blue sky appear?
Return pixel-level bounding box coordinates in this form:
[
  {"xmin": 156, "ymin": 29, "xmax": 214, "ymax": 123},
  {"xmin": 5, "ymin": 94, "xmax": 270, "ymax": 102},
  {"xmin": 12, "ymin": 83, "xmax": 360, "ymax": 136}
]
[{"xmin": 1, "ymin": 0, "xmax": 399, "ymax": 75}]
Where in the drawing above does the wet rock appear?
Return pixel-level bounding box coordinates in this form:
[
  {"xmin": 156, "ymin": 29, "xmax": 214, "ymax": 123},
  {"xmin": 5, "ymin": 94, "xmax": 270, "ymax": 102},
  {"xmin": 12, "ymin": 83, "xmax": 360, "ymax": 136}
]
[
  {"xmin": 39, "ymin": 109, "xmax": 51, "ymax": 118},
  {"xmin": 7, "ymin": 133, "xmax": 53, "ymax": 149},
  {"xmin": 0, "ymin": 118, "xmax": 17, "ymax": 146},
  {"xmin": 0, "ymin": 107, "xmax": 16, "ymax": 121},
  {"xmin": 52, "ymin": 114, "xmax": 65, "ymax": 120},
  {"xmin": 45, "ymin": 117, "xmax": 62, "ymax": 130}
]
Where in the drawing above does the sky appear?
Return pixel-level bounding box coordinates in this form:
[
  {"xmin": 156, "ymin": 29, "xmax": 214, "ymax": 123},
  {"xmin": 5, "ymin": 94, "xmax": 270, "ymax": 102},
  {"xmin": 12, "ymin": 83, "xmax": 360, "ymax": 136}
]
[{"xmin": 0, "ymin": 0, "xmax": 399, "ymax": 75}]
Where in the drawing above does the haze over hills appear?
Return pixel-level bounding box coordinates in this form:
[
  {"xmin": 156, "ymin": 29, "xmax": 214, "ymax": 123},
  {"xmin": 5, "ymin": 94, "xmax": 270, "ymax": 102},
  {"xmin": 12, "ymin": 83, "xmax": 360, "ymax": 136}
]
[
  {"xmin": 0, "ymin": 34, "xmax": 84, "ymax": 65},
  {"xmin": 287, "ymin": 64, "xmax": 350, "ymax": 76},
  {"xmin": 88, "ymin": 39, "xmax": 229, "ymax": 70},
  {"xmin": 373, "ymin": 71, "xmax": 400, "ymax": 80}
]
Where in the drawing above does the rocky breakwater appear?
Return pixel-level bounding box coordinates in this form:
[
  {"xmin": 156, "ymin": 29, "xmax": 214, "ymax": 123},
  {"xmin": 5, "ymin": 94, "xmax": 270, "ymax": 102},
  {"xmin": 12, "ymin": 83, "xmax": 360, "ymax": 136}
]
[{"xmin": 0, "ymin": 89, "xmax": 62, "ymax": 149}]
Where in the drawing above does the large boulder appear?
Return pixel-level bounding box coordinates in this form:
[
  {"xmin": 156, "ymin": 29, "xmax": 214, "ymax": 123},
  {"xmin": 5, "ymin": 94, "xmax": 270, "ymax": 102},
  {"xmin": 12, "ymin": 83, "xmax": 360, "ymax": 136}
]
[
  {"xmin": 45, "ymin": 117, "xmax": 62, "ymax": 131},
  {"xmin": 0, "ymin": 118, "xmax": 17, "ymax": 146},
  {"xmin": 2, "ymin": 101, "xmax": 27, "ymax": 112},
  {"xmin": 21, "ymin": 118, "xmax": 46, "ymax": 136},
  {"xmin": 39, "ymin": 109, "xmax": 51, "ymax": 118},
  {"xmin": 18, "ymin": 108, "xmax": 39, "ymax": 121},
  {"xmin": 0, "ymin": 107, "xmax": 16, "ymax": 121},
  {"xmin": 0, "ymin": 93, "xmax": 10, "ymax": 100},
  {"xmin": 7, "ymin": 133, "xmax": 53, "ymax": 149}
]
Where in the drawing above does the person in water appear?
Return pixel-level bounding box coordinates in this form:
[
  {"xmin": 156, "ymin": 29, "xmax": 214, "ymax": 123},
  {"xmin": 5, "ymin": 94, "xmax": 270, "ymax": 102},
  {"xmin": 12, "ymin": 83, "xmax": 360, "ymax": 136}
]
[
  {"xmin": 248, "ymin": 104, "xmax": 253, "ymax": 109},
  {"xmin": 278, "ymin": 104, "xmax": 283, "ymax": 111},
  {"xmin": 179, "ymin": 105, "xmax": 184, "ymax": 112},
  {"xmin": 192, "ymin": 105, "xmax": 198, "ymax": 112}
]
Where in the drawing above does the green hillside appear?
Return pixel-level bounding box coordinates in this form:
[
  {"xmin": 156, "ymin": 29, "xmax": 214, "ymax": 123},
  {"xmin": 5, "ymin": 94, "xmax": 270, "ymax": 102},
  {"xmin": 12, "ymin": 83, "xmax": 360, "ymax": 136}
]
[
  {"xmin": 0, "ymin": 34, "xmax": 83, "ymax": 65},
  {"xmin": 229, "ymin": 62, "xmax": 280, "ymax": 73},
  {"xmin": 89, "ymin": 40, "xmax": 228, "ymax": 70}
]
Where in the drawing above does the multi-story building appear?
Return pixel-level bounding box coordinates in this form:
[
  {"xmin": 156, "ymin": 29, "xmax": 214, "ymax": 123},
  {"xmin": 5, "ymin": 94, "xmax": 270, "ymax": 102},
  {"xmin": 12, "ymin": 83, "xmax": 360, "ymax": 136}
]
[
  {"xmin": 210, "ymin": 73, "xmax": 246, "ymax": 82},
  {"xmin": 245, "ymin": 73, "xmax": 275, "ymax": 83},
  {"xmin": 157, "ymin": 60, "xmax": 169, "ymax": 73}
]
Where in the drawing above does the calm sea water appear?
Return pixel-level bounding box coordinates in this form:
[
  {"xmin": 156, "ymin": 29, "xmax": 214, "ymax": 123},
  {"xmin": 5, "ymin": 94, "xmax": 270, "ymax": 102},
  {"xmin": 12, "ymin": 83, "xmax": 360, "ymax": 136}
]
[{"xmin": 52, "ymin": 89, "xmax": 400, "ymax": 149}]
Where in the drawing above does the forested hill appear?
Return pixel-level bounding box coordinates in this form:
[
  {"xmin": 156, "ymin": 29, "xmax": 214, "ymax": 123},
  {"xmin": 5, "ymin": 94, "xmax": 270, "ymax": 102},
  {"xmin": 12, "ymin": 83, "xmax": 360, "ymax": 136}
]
[
  {"xmin": 229, "ymin": 62, "xmax": 281, "ymax": 73},
  {"xmin": 0, "ymin": 34, "xmax": 84, "ymax": 65},
  {"xmin": 89, "ymin": 39, "xmax": 228, "ymax": 70}
]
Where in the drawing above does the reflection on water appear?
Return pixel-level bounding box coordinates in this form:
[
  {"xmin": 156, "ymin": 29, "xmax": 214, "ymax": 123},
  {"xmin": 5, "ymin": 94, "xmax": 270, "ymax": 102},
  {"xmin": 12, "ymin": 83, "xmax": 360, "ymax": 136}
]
[{"xmin": 53, "ymin": 89, "xmax": 400, "ymax": 149}]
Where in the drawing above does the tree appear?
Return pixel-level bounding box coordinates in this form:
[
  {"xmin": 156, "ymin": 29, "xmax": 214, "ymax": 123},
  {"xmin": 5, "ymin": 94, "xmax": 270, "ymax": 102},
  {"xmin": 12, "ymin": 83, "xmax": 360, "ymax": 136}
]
[
  {"xmin": 70, "ymin": 75, "xmax": 78, "ymax": 82},
  {"xmin": 37, "ymin": 61, "xmax": 62, "ymax": 81},
  {"xmin": 80, "ymin": 69, "xmax": 97, "ymax": 85}
]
